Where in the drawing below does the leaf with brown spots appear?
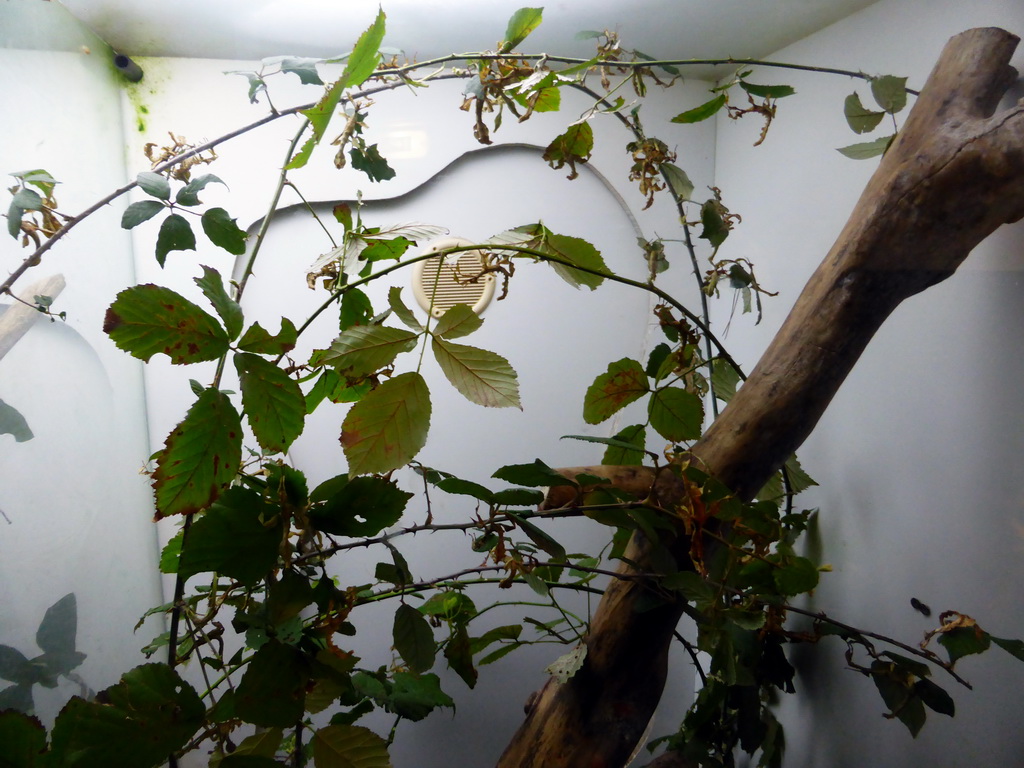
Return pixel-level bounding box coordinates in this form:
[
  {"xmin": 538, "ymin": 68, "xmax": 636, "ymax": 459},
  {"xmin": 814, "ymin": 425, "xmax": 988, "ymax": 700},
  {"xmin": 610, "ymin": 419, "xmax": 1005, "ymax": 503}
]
[
  {"xmin": 234, "ymin": 352, "xmax": 306, "ymax": 453},
  {"xmin": 152, "ymin": 387, "xmax": 242, "ymax": 518},
  {"xmin": 104, "ymin": 284, "xmax": 230, "ymax": 365},
  {"xmin": 582, "ymin": 358, "xmax": 649, "ymax": 424},
  {"xmin": 340, "ymin": 372, "xmax": 430, "ymax": 475}
]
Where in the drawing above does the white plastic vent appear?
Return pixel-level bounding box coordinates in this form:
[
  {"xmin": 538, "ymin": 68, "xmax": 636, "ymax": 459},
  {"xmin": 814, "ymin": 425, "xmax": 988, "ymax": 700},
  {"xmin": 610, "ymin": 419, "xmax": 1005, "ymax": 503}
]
[{"xmin": 412, "ymin": 237, "xmax": 496, "ymax": 318}]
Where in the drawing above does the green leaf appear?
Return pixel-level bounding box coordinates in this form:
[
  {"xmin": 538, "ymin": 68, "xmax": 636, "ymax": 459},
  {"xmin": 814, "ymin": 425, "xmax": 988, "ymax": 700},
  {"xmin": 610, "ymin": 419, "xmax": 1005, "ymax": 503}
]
[
  {"xmin": 512, "ymin": 223, "xmax": 608, "ymax": 290},
  {"xmin": 914, "ymin": 678, "xmax": 955, "ymax": 716},
  {"xmin": 699, "ymin": 200, "xmax": 730, "ymax": 248},
  {"xmin": 393, "ymin": 603, "xmax": 436, "ymax": 674},
  {"xmin": 195, "ymin": 265, "xmax": 243, "ymax": 340},
  {"xmin": 648, "ymin": 387, "xmax": 704, "ymax": 442},
  {"xmin": 663, "ymin": 571, "xmax": 715, "ymax": 605},
  {"xmin": 542, "ymin": 122, "xmax": 593, "ymax": 180},
  {"xmin": 671, "ymin": 94, "xmax": 727, "ymax": 123},
  {"xmin": 507, "ymin": 512, "xmax": 566, "ymax": 560},
  {"xmin": 311, "ymin": 724, "xmax": 392, "ymax": 768},
  {"xmin": 583, "ymin": 358, "xmax": 649, "ymax": 424},
  {"xmin": 234, "ymin": 353, "xmax": 306, "ymax": 453},
  {"xmin": 0, "ymin": 645, "xmax": 36, "ymax": 686},
  {"xmin": 603, "ymin": 424, "xmax": 647, "ymax": 466},
  {"xmin": 431, "ymin": 337, "xmax": 521, "ymax": 409},
  {"xmin": 341, "ymin": 372, "xmax": 431, "ymax": 475},
  {"xmin": 49, "ymin": 664, "xmax": 203, "ymax": 768},
  {"xmin": 323, "ymin": 326, "xmax": 419, "ymax": 377},
  {"xmin": 36, "ymin": 593, "xmax": 77, "ymax": 658},
  {"xmin": 870, "ymin": 75, "xmax": 908, "ymax": 113},
  {"xmin": 0, "ymin": 710, "xmax": 47, "ymax": 768},
  {"xmin": 202, "ymin": 208, "xmax": 248, "ymax": 255},
  {"xmin": 772, "ymin": 556, "xmax": 819, "ymax": 596},
  {"xmin": 782, "ymin": 455, "xmax": 817, "ymax": 495},
  {"xmin": 285, "ymin": 136, "xmax": 318, "ymax": 171},
  {"xmin": 350, "ymin": 144, "xmax": 396, "ymax": 183},
  {"xmin": 710, "ymin": 360, "xmax": 741, "ymax": 404},
  {"xmin": 0, "ymin": 399, "xmax": 33, "ymax": 442},
  {"xmin": 387, "ymin": 287, "xmax": 423, "ymax": 331},
  {"xmin": 151, "ymin": 387, "xmax": 243, "ymax": 518},
  {"xmin": 844, "ymin": 92, "xmax": 885, "ymax": 134},
  {"xmin": 7, "ymin": 198, "xmax": 24, "ymax": 238},
  {"xmin": 433, "ymin": 304, "xmax": 482, "ymax": 339},
  {"xmin": 310, "ymin": 475, "xmax": 412, "ymax": 537},
  {"xmin": 992, "ymin": 635, "xmax": 1024, "ymax": 663},
  {"xmin": 177, "ymin": 487, "xmax": 282, "ymax": 585},
  {"xmin": 388, "ymin": 672, "xmax": 453, "ymax": 721},
  {"xmin": 237, "ymin": 318, "xmax": 298, "ymax": 356},
  {"xmin": 120, "ymin": 200, "xmax": 165, "ymax": 229},
  {"xmin": 280, "ymin": 57, "xmax": 323, "ymax": 85},
  {"xmin": 492, "ymin": 459, "xmax": 576, "ymax": 488},
  {"xmin": 837, "ymin": 135, "xmax": 894, "ymax": 159},
  {"xmin": 493, "ymin": 488, "xmax": 545, "ymax": 506},
  {"xmin": 12, "ymin": 168, "xmax": 58, "ymax": 197},
  {"xmin": 739, "ymin": 82, "xmax": 795, "ymax": 99},
  {"xmin": 545, "ymin": 645, "xmax": 586, "ymax": 683},
  {"xmin": 435, "ymin": 476, "xmax": 495, "ymax": 503},
  {"xmin": 136, "ymin": 171, "xmax": 170, "ymax": 200},
  {"xmin": 500, "ymin": 7, "xmax": 543, "ymax": 53},
  {"xmin": 235, "ymin": 641, "xmax": 308, "ymax": 727},
  {"xmin": 661, "ymin": 163, "xmax": 694, "ymax": 201},
  {"xmin": 159, "ymin": 531, "xmax": 182, "ymax": 573},
  {"xmin": 175, "ymin": 173, "xmax": 227, "ymax": 206},
  {"xmin": 103, "ymin": 284, "xmax": 229, "ymax": 365},
  {"xmin": 938, "ymin": 626, "xmax": 990, "ymax": 665},
  {"xmin": 444, "ymin": 624, "xmax": 478, "ymax": 688},
  {"xmin": 155, "ymin": 213, "xmax": 196, "ymax": 267},
  {"xmin": 340, "ymin": 288, "xmax": 374, "ymax": 331}
]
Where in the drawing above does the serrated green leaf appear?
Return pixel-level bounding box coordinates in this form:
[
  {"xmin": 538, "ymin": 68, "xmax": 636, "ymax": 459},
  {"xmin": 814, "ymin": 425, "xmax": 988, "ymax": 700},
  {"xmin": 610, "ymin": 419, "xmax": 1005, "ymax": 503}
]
[
  {"xmin": 350, "ymin": 144, "xmax": 396, "ymax": 183},
  {"xmin": 177, "ymin": 487, "xmax": 282, "ymax": 585},
  {"xmin": 871, "ymin": 75, "xmax": 908, "ymax": 113},
  {"xmin": 508, "ymin": 511, "xmax": 566, "ymax": 560},
  {"xmin": 388, "ymin": 672, "xmax": 453, "ymax": 721},
  {"xmin": 237, "ymin": 318, "xmax": 298, "ymax": 355},
  {"xmin": 992, "ymin": 635, "xmax": 1024, "ymax": 663},
  {"xmin": 513, "ymin": 223, "xmax": 608, "ymax": 290},
  {"xmin": 492, "ymin": 459, "xmax": 576, "ymax": 488},
  {"xmin": 195, "ymin": 265, "xmax": 243, "ymax": 340},
  {"xmin": 0, "ymin": 645, "xmax": 35, "ymax": 686},
  {"xmin": 583, "ymin": 358, "xmax": 648, "ymax": 424},
  {"xmin": 387, "ymin": 287, "xmax": 423, "ymax": 331},
  {"xmin": 782, "ymin": 455, "xmax": 817, "ymax": 495},
  {"xmin": 312, "ymin": 724, "xmax": 391, "ymax": 768},
  {"xmin": 914, "ymin": 678, "xmax": 955, "ymax": 716},
  {"xmin": 155, "ymin": 213, "xmax": 196, "ymax": 267},
  {"xmin": 0, "ymin": 398, "xmax": 33, "ymax": 442},
  {"xmin": 542, "ymin": 122, "xmax": 593, "ymax": 180},
  {"xmin": 433, "ymin": 304, "xmax": 482, "ymax": 339},
  {"xmin": 280, "ymin": 56, "xmax": 323, "ymax": 85},
  {"xmin": 603, "ymin": 424, "xmax": 647, "ymax": 466},
  {"xmin": 103, "ymin": 284, "xmax": 229, "ymax": 364},
  {"xmin": 739, "ymin": 82, "xmax": 795, "ymax": 99},
  {"xmin": 837, "ymin": 135, "xmax": 894, "ymax": 159},
  {"xmin": 121, "ymin": 200, "xmax": 165, "ymax": 229},
  {"xmin": 36, "ymin": 593, "xmax": 77, "ymax": 657},
  {"xmin": 699, "ymin": 200, "xmax": 730, "ymax": 248},
  {"xmin": 151, "ymin": 388, "xmax": 243, "ymax": 518},
  {"xmin": 0, "ymin": 710, "xmax": 47, "ymax": 767},
  {"xmin": 772, "ymin": 556, "xmax": 819, "ymax": 596},
  {"xmin": 285, "ymin": 135, "xmax": 317, "ymax": 171},
  {"xmin": 49, "ymin": 664, "xmax": 203, "ymax": 768},
  {"xmin": 435, "ymin": 476, "xmax": 495, "ymax": 503},
  {"xmin": 493, "ymin": 488, "xmax": 546, "ymax": 506},
  {"xmin": 202, "ymin": 207, "xmax": 248, "ymax": 255},
  {"xmin": 234, "ymin": 353, "xmax": 306, "ymax": 453},
  {"xmin": 500, "ymin": 7, "xmax": 543, "ymax": 53},
  {"xmin": 12, "ymin": 168, "xmax": 58, "ymax": 197},
  {"xmin": 159, "ymin": 531, "xmax": 182, "ymax": 574},
  {"xmin": 235, "ymin": 642, "xmax": 307, "ymax": 727},
  {"xmin": 661, "ymin": 162, "xmax": 693, "ymax": 201},
  {"xmin": 393, "ymin": 603, "xmax": 436, "ymax": 674},
  {"xmin": 324, "ymin": 325, "xmax": 418, "ymax": 377},
  {"xmin": 341, "ymin": 372, "xmax": 431, "ymax": 475},
  {"xmin": 431, "ymin": 337, "xmax": 521, "ymax": 408},
  {"xmin": 175, "ymin": 173, "xmax": 227, "ymax": 206},
  {"xmin": 938, "ymin": 626, "xmax": 990, "ymax": 664},
  {"xmin": 671, "ymin": 94, "xmax": 727, "ymax": 123},
  {"xmin": 310, "ymin": 475, "xmax": 412, "ymax": 536},
  {"xmin": 340, "ymin": 287, "xmax": 374, "ymax": 331},
  {"xmin": 710, "ymin": 360, "xmax": 741, "ymax": 404},
  {"xmin": 648, "ymin": 386, "xmax": 703, "ymax": 442},
  {"xmin": 844, "ymin": 92, "xmax": 885, "ymax": 134},
  {"xmin": 444, "ymin": 624, "xmax": 477, "ymax": 689},
  {"xmin": 136, "ymin": 171, "xmax": 170, "ymax": 200}
]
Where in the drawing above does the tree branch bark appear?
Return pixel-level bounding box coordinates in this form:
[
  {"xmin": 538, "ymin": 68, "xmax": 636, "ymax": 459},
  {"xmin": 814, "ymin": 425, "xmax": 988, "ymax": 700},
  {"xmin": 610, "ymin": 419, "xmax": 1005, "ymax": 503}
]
[{"xmin": 496, "ymin": 27, "xmax": 1024, "ymax": 768}]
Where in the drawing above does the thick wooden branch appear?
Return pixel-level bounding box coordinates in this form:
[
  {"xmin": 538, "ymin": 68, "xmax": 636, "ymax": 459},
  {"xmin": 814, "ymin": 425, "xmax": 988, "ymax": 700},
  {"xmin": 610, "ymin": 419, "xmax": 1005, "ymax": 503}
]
[{"xmin": 496, "ymin": 28, "xmax": 1024, "ymax": 768}]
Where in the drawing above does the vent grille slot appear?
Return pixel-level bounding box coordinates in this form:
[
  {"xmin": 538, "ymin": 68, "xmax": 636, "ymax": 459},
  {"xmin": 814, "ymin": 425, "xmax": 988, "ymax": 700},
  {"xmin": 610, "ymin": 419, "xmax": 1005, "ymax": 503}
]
[{"xmin": 412, "ymin": 238, "xmax": 496, "ymax": 318}]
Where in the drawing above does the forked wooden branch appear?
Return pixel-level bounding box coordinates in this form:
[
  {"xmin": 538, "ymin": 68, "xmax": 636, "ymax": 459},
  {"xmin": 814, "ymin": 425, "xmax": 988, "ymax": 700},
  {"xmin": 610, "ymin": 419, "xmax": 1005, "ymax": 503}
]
[{"xmin": 496, "ymin": 28, "xmax": 1024, "ymax": 768}]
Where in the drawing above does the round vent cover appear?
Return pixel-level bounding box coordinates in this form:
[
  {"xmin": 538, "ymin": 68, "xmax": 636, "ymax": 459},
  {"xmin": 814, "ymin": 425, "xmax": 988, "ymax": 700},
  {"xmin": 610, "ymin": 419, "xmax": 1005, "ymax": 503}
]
[{"xmin": 412, "ymin": 237, "xmax": 496, "ymax": 318}]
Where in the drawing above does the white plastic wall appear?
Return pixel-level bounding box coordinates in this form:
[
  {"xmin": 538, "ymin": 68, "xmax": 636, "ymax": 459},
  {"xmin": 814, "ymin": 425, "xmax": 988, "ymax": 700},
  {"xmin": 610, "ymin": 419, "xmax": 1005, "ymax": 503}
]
[
  {"xmin": 0, "ymin": 0, "xmax": 163, "ymax": 723},
  {"xmin": 712, "ymin": 1, "xmax": 1024, "ymax": 766}
]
